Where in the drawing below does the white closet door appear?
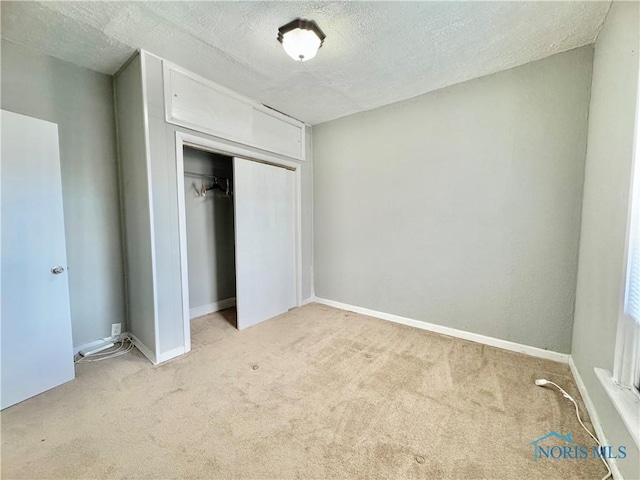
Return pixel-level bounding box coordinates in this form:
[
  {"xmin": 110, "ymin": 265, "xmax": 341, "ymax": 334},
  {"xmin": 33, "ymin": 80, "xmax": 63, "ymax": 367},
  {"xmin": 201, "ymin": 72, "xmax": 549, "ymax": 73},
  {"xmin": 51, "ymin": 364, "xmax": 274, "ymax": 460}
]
[
  {"xmin": 233, "ymin": 157, "xmax": 296, "ymax": 330},
  {"xmin": 1, "ymin": 110, "xmax": 75, "ymax": 409}
]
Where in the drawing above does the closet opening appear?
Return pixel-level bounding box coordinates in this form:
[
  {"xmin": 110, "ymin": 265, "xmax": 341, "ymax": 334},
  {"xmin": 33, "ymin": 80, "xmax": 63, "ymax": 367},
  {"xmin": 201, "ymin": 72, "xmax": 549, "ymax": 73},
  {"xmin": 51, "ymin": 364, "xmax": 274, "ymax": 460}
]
[
  {"xmin": 182, "ymin": 145, "xmax": 237, "ymax": 330},
  {"xmin": 176, "ymin": 130, "xmax": 303, "ymax": 355}
]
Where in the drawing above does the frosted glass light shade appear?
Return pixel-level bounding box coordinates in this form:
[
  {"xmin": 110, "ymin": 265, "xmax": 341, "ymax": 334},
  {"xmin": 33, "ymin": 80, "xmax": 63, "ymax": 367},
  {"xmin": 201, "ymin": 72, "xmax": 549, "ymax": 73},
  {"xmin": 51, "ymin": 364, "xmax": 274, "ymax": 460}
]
[
  {"xmin": 281, "ymin": 28, "xmax": 322, "ymax": 61},
  {"xmin": 278, "ymin": 19, "xmax": 326, "ymax": 62}
]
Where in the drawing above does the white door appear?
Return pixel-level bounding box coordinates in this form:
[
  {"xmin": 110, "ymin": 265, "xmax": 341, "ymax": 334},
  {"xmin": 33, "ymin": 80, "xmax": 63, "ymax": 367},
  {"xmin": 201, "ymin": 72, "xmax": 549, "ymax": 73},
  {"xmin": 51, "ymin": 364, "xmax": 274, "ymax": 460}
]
[
  {"xmin": 233, "ymin": 157, "xmax": 296, "ymax": 329},
  {"xmin": 1, "ymin": 110, "xmax": 75, "ymax": 409}
]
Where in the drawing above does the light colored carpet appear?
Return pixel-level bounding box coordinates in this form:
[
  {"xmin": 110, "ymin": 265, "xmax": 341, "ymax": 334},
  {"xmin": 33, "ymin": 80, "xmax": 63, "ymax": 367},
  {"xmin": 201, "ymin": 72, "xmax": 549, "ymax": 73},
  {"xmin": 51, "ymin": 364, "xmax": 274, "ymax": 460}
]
[{"xmin": 2, "ymin": 303, "xmax": 607, "ymax": 479}]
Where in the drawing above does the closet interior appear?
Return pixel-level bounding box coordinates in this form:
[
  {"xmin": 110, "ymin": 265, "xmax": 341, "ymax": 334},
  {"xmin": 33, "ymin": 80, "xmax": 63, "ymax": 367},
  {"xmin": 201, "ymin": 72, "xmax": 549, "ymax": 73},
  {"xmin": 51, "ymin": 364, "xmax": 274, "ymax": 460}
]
[{"xmin": 183, "ymin": 146, "xmax": 237, "ymax": 328}]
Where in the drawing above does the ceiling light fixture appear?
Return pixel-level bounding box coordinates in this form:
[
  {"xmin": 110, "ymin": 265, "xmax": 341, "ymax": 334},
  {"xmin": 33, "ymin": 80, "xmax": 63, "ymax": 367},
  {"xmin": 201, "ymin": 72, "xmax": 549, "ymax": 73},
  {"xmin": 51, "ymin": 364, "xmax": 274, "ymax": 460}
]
[{"xmin": 277, "ymin": 18, "xmax": 326, "ymax": 62}]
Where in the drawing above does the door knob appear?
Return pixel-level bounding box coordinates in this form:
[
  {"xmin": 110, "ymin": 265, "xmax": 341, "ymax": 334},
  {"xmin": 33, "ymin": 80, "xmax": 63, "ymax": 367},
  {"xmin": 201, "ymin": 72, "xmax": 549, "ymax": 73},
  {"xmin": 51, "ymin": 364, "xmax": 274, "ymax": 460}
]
[{"xmin": 51, "ymin": 266, "xmax": 65, "ymax": 274}]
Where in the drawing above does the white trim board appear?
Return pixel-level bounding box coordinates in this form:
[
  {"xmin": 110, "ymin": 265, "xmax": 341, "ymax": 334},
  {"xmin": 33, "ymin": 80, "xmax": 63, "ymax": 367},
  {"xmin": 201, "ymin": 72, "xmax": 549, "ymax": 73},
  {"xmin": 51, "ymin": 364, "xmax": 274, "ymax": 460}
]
[
  {"xmin": 139, "ymin": 50, "xmax": 162, "ymax": 363},
  {"xmin": 569, "ymin": 358, "xmax": 623, "ymax": 480},
  {"xmin": 312, "ymin": 297, "xmax": 570, "ymax": 364},
  {"xmin": 157, "ymin": 346, "xmax": 186, "ymax": 364},
  {"xmin": 595, "ymin": 367, "xmax": 640, "ymax": 449},
  {"xmin": 190, "ymin": 297, "xmax": 236, "ymax": 319}
]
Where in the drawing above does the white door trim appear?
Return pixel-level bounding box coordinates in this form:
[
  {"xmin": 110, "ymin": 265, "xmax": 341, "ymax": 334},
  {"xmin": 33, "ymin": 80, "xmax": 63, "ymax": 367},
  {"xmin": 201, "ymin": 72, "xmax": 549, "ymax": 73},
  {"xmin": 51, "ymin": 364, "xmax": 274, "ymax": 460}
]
[{"xmin": 175, "ymin": 131, "xmax": 303, "ymax": 349}]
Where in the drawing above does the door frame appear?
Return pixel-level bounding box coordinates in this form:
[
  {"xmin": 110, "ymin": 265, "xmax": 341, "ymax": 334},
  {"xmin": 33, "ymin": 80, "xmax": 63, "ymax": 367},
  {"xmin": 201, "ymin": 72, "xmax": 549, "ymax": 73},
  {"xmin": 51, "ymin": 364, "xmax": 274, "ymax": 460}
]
[{"xmin": 174, "ymin": 131, "xmax": 303, "ymax": 351}]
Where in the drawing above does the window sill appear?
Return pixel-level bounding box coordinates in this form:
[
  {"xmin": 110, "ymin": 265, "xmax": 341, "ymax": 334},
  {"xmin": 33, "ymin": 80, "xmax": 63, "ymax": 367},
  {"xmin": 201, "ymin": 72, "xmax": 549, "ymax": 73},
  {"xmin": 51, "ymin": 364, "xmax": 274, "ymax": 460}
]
[{"xmin": 595, "ymin": 367, "xmax": 640, "ymax": 449}]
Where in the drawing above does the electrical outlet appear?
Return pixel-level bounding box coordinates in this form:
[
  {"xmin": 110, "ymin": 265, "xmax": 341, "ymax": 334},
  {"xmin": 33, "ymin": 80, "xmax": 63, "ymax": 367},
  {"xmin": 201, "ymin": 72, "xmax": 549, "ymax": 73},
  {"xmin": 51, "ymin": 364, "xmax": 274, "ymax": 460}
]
[{"xmin": 111, "ymin": 323, "xmax": 122, "ymax": 337}]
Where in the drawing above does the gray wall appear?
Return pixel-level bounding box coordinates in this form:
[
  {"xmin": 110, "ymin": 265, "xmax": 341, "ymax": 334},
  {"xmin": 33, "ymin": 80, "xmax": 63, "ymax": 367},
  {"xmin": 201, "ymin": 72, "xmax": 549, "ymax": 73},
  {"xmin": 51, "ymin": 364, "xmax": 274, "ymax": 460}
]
[
  {"xmin": 183, "ymin": 148, "xmax": 236, "ymax": 310},
  {"xmin": 313, "ymin": 46, "xmax": 594, "ymax": 354},
  {"xmin": 571, "ymin": 2, "xmax": 640, "ymax": 478},
  {"xmin": 1, "ymin": 40, "xmax": 125, "ymax": 347}
]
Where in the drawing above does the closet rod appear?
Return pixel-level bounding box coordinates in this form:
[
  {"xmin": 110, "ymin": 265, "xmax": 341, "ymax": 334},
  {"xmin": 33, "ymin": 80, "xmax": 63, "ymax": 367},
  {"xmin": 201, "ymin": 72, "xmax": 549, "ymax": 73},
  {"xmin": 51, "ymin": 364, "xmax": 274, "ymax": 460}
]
[{"xmin": 184, "ymin": 171, "xmax": 229, "ymax": 181}]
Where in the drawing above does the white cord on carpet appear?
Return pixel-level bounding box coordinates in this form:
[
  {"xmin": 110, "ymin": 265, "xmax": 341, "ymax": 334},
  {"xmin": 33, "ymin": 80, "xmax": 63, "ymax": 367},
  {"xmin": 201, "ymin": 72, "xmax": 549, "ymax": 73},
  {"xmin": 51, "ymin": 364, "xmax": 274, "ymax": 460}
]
[{"xmin": 536, "ymin": 379, "xmax": 612, "ymax": 480}]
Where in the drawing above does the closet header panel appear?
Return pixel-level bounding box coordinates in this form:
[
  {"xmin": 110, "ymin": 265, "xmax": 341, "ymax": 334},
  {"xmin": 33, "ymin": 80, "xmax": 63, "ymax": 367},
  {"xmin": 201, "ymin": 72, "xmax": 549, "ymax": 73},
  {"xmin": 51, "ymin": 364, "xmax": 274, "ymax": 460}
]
[{"xmin": 163, "ymin": 62, "xmax": 305, "ymax": 161}]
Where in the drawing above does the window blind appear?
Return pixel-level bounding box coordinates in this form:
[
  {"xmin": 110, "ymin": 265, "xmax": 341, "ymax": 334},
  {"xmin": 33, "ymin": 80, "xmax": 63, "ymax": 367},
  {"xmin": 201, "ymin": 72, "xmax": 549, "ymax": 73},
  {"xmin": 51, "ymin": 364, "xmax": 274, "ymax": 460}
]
[{"xmin": 625, "ymin": 157, "xmax": 640, "ymax": 324}]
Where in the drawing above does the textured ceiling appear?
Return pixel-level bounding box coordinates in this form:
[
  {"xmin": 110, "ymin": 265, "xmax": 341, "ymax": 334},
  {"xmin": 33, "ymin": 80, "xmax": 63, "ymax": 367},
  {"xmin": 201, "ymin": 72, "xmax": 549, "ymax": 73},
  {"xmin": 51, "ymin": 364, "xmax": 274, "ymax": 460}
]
[{"xmin": 1, "ymin": 1, "xmax": 611, "ymax": 125}]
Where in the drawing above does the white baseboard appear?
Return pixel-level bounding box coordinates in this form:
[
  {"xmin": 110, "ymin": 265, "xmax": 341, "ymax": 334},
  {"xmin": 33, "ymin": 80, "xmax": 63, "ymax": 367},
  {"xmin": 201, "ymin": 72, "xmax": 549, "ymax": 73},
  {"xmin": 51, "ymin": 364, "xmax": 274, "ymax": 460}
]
[
  {"xmin": 569, "ymin": 357, "xmax": 622, "ymax": 479},
  {"xmin": 130, "ymin": 334, "xmax": 182, "ymax": 365},
  {"xmin": 312, "ymin": 297, "xmax": 570, "ymax": 364},
  {"xmin": 189, "ymin": 297, "xmax": 236, "ymax": 319},
  {"xmin": 129, "ymin": 333, "xmax": 157, "ymax": 364},
  {"xmin": 157, "ymin": 346, "xmax": 186, "ymax": 364},
  {"xmin": 302, "ymin": 296, "xmax": 315, "ymax": 306}
]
